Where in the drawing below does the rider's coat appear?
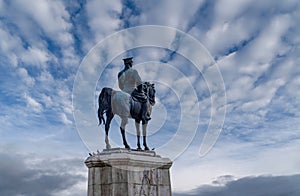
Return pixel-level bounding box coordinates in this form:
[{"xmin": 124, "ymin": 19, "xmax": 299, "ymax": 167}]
[{"xmin": 118, "ymin": 67, "xmax": 143, "ymax": 94}]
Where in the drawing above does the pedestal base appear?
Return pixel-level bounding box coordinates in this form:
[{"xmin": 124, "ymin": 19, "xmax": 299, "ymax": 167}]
[{"xmin": 85, "ymin": 148, "xmax": 172, "ymax": 196}]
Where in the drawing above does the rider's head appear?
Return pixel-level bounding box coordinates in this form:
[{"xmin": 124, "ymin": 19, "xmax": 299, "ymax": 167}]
[{"xmin": 123, "ymin": 57, "xmax": 133, "ymax": 68}]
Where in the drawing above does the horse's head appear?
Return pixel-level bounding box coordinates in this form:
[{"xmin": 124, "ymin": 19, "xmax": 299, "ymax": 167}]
[{"xmin": 144, "ymin": 82, "xmax": 155, "ymax": 106}]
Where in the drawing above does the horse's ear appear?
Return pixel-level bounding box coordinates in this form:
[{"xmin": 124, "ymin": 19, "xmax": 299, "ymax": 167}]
[{"xmin": 151, "ymin": 83, "xmax": 154, "ymax": 87}]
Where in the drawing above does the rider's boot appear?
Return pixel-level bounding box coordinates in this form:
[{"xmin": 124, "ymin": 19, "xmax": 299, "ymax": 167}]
[{"xmin": 141, "ymin": 102, "xmax": 151, "ymax": 122}]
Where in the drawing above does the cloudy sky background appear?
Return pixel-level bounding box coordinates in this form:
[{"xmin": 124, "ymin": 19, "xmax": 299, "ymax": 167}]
[{"xmin": 1, "ymin": 0, "xmax": 300, "ymax": 195}]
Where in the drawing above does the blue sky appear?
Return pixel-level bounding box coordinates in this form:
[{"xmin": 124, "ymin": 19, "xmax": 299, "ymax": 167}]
[{"xmin": 1, "ymin": 0, "xmax": 300, "ymax": 195}]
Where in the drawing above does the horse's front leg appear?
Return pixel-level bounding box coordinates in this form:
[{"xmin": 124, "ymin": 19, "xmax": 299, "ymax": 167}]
[
  {"xmin": 142, "ymin": 122, "xmax": 149, "ymax": 151},
  {"xmin": 120, "ymin": 117, "xmax": 130, "ymax": 149},
  {"xmin": 135, "ymin": 120, "xmax": 142, "ymax": 150}
]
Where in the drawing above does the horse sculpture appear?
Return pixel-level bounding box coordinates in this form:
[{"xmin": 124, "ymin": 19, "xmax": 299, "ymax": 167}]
[{"xmin": 98, "ymin": 82, "xmax": 156, "ymax": 150}]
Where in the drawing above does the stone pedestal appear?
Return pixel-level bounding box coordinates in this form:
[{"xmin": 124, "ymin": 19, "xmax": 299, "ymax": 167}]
[{"xmin": 85, "ymin": 148, "xmax": 172, "ymax": 196}]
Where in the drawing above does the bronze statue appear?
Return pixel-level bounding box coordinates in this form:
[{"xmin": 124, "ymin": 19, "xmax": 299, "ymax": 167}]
[{"xmin": 97, "ymin": 58, "xmax": 155, "ymax": 150}]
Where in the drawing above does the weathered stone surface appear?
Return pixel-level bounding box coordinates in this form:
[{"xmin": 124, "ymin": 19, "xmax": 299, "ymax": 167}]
[
  {"xmin": 85, "ymin": 148, "xmax": 172, "ymax": 196},
  {"xmin": 158, "ymin": 186, "xmax": 172, "ymax": 196}
]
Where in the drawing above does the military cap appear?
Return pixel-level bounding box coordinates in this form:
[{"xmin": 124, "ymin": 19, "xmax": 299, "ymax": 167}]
[{"xmin": 123, "ymin": 57, "xmax": 133, "ymax": 64}]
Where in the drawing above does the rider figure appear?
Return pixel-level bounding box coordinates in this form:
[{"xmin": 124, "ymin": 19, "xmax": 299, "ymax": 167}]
[{"xmin": 118, "ymin": 57, "xmax": 151, "ymax": 122}]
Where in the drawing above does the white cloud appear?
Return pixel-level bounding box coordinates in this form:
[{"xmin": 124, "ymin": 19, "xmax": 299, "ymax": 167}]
[
  {"xmin": 136, "ymin": 0, "xmax": 203, "ymax": 30},
  {"xmin": 86, "ymin": 0, "xmax": 122, "ymax": 42},
  {"xmin": 24, "ymin": 93, "xmax": 43, "ymax": 113},
  {"xmin": 214, "ymin": 0, "xmax": 252, "ymax": 22},
  {"xmin": 0, "ymin": 23, "xmax": 23, "ymax": 67},
  {"xmin": 37, "ymin": 70, "xmax": 55, "ymax": 84},
  {"xmin": 10, "ymin": 0, "xmax": 72, "ymax": 46},
  {"xmin": 240, "ymin": 78, "xmax": 285, "ymax": 112},
  {"xmin": 245, "ymin": 14, "xmax": 292, "ymax": 64},
  {"xmin": 17, "ymin": 67, "xmax": 35, "ymax": 86},
  {"xmin": 203, "ymin": 0, "xmax": 300, "ymax": 134},
  {"xmin": 21, "ymin": 46, "xmax": 51, "ymax": 67},
  {"xmin": 41, "ymin": 94, "xmax": 53, "ymax": 108},
  {"xmin": 0, "ymin": 0, "xmax": 78, "ymax": 71},
  {"xmin": 60, "ymin": 112, "xmax": 73, "ymax": 125}
]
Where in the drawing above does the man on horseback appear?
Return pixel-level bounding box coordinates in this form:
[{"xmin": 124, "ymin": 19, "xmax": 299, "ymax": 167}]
[{"xmin": 118, "ymin": 57, "xmax": 151, "ymax": 122}]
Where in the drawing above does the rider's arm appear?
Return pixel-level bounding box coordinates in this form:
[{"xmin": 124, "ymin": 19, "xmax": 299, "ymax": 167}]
[
  {"xmin": 133, "ymin": 70, "xmax": 143, "ymax": 86},
  {"xmin": 118, "ymin": 73, "xmax": 125, "ymax": 90}
]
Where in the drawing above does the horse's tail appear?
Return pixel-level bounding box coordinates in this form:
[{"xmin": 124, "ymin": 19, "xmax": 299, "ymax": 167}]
[{"xmin": 98, "ymin": 87, "xmax": 113, "ymax": 126}]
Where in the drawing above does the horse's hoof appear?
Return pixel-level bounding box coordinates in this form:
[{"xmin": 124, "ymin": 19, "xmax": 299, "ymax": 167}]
[
  {"xmin": 125, "ymin": 145, "xmax": 131, "ymax": 150},
  {"xmin": 137, "ymin": 147, "xmax": 142, "ymax": 151},
  {"xmin": 106, "ymin": 144, "xmax": 111, "ymax": 149},
  {"xmin": 144, "ymin": 146, "xmax": 149, "ymax": 151}
]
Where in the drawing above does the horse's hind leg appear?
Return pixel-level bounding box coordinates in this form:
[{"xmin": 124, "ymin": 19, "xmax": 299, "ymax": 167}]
[
  {"xmin": 120, "ymin": 117, "xmax": 130, "ymax": 149},
  {"xmin": 135, "ymin": 119, "xmax": 142, "ymax": 150},
  {"xmin": 142, "ymin": 123, "xmax": 149, "ymax": 150},
  {"xmin": 105, "ymin": 110, "xmax": 114, "ymax": 149}
]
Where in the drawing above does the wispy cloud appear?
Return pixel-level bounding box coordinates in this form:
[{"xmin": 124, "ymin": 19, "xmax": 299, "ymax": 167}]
[
  {"xmin": 174, "ymin": 174, "xmax": 300, "ymax": 196},
  {"xmin": 172, "ymin": 138, "xmax": 300, "ymax": 192},
  {"xmin": 0, "ymin": 151, "xmax": 86, "ymax": 196}
]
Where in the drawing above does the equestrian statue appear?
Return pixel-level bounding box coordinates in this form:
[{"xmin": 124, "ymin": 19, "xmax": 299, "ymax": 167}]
[{"xmin": 97, "ymin": 57, "xmax": 155, "ymax": 150}]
